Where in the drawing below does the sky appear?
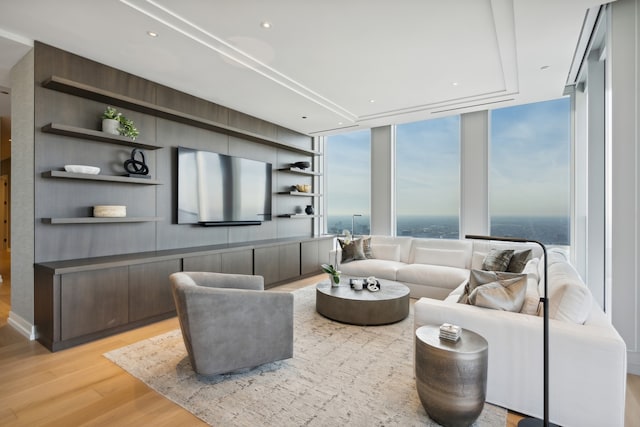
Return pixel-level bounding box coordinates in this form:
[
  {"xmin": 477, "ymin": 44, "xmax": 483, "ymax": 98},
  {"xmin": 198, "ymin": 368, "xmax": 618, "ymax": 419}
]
[{"xmin": 327, "ymin": 97, "xmax": 570, "ymax": 218}]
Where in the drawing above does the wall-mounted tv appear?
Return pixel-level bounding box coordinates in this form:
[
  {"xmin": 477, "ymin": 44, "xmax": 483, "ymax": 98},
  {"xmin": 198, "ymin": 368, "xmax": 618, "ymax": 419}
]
[{"xmin": 177, "ymin": 146, "xmax": 272, "ymax": 226}]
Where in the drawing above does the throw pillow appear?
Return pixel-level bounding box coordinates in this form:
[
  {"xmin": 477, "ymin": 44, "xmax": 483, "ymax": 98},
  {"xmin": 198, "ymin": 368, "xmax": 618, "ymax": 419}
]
[
  {"xmin": 370, "ymin": 244, "xmax": 401, "ymax": 262},
  {"xmin": 458, "ymin": 269, "xmax": 527, "ymax": 312},
  {"xmin": 361, "ymin": 236, "xmax": 374, "ymax": 259},
  {"xmin": 338, "ymin": 238, "xmax": 365, "ymax": 263},
  {"xmin": 481, "ymin": 248, "xmax": 514, "ymax": 271},
  {"xmin": 506, "ymin": 249, "xmax": 533, "ymax": 273}
]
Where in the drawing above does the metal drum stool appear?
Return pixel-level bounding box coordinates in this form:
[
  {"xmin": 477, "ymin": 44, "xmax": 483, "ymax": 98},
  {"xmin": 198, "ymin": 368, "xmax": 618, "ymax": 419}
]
[{"xmin": 415, "ymin": 325, "xmax": 488, "ymax": 427}]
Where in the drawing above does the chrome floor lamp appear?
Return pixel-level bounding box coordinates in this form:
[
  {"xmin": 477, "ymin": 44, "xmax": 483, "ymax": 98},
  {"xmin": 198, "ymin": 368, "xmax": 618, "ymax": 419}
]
[{"xmin": 465, "ymin": 234, "xmax": 558, "ymax": 427}]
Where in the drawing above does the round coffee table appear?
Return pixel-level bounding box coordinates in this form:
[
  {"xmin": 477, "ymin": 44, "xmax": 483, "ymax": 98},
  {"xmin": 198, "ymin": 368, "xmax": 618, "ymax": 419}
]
[
  {"xmin": 315, "ymin": 276, "xmax": 410, "ymax": 325},
  {"xmin": 415, "ymin": 325, "xmax": 488, "ymax": 427}
]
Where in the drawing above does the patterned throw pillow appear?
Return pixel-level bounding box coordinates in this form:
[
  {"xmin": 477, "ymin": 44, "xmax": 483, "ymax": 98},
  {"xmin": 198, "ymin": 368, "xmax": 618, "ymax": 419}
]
[
  {"xmin": 507, "ymin": 249, "xmax": 532, "ymax": 273},
  {"xmin": 339, "ymin": 238, "xmax": 366, "ymax": 263},
  {"xmin": 361, "ymin": 236, "xmax": 374, "ymax": 259},
  {"xmin": 481, "ymin": 248, "xmax": 514, "ymax": 271},
  {"xmin": 458, "ymin": 269, "xmax": 527, "ymax": 312}
]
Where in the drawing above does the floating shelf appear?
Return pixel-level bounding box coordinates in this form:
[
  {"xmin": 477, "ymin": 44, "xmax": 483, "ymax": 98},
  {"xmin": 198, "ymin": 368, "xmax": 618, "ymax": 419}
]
[
  {"xmin": 41, "ymin": 123, "xmax": 162, "ymax": 150},
  {"xmin": 42, "ymin": 76, "xmax": 320, "ymax": 156},
  {"xmin": 278, "ymin": 191, "xmax": 322, "ymax": 197},
  {"xmin": 42, "ymin": 217, "xmax": 162, "ymax": 224},
  {"xmin": 278, "ymin": 214, "xmax": 322, "ymax": 218},
  {"xmin": 278, "ymin": 167, "xmax": 322, "ymax": 176},
  {"xmin": 42, "ymin": 170, "xmax": 162, "ymax": 185}
]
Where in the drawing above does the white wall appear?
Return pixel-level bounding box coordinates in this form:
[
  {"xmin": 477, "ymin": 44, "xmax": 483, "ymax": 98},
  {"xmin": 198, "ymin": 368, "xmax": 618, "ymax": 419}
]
[{"xmin": 610, "ymin": 0, "xmax": 640, "ymax": 375}]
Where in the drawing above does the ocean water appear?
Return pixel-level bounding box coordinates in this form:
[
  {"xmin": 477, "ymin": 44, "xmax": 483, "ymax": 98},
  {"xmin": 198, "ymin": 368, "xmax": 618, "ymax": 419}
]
[{"xmin": 327, "ymin": 215, "xmax": 569, "ymax": 246}]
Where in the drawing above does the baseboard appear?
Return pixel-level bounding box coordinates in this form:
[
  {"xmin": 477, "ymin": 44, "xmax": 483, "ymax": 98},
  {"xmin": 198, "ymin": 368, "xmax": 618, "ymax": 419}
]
[
  {"xmin": 628, "ymin": 350, "xmax": 640, "ymax": 375},
  {"xmin": 8, "ymin": 311, "xmax": 37, "ymax": 340}
]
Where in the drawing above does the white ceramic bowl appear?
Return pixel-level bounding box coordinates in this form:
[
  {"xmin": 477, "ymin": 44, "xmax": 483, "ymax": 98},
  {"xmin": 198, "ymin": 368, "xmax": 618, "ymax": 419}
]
[
  {"xmin": 65, "ymin": 165, "xmax": 100, "ymax": 175},
  {"xmin": 93, "ymin": 205, "xmax": 126, "ymax": 217}
]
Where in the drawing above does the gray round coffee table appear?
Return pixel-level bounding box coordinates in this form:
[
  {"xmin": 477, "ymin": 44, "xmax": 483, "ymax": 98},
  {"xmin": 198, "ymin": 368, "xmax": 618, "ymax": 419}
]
[
  {"xmin": 415, "ymin": 325, "xmax": 488, "ymax": 427},
  {"xmin": 315, "ymin": 276, "xmax": 410, "ymax": 325}
]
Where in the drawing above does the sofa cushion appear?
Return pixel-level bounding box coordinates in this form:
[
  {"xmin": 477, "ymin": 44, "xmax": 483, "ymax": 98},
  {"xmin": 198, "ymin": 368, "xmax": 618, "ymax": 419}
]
[
  {"xmin": 506, "ymin": 249, "xmax": 532, "ymax": 273},
  {"xmin": 396, "ymin": 264, "xmax": 470, "ymax": 291},
  {"xmin": 545, "ymin": 261, "xmax": 593, "ymax": 324},
  {"xmin": 459, "ymin": 269, "xmax": 527, "ymax": 312},
  {"xmin": 520, "ymin": 258, "xmax": 541, "ymax": 315},
  {"xmin": 338, "ymin": 259, "xmax": 404, "ymax": 281},
  {"xmin": 409, "ymin": 238, "xmax": 473, "ymax": 268},
  {"xmin": 370, "ymin": 236, "xmax": 414, "ymax": 263},
  {"xmin": 338, "ymin": 238, "xmax": 365, "ymax": 263},
  {"xmin": 371, "ymin": 244, "xmax": 401, "ymax": 261},
  {"xmin": 413, "ymin": 247, "xmax": 467, "ymax": 269},
  {"xmin": 482, "ymin": 248, "xmax": 514, "ymax": 271}
]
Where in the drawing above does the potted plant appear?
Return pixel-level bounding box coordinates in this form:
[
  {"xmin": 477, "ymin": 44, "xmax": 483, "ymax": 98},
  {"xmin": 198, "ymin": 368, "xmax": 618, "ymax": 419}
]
[
  {"xmin": 101, "ymin": 106, "xmax": 140, "ymax": 140},
  {"xmin": 321, "ymin": 263, "xmax": 341, "ymax": 286},
  {"xmin": 101, "ymin": 106, "xmax": 121, "ymax": 135},
  {"xmin": 118, "ymin": 116, "xmax": 139, "ymax": 140}
]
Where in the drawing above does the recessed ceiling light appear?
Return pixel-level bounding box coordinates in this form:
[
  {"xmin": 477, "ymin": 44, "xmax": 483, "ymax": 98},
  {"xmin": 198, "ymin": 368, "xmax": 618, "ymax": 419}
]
[
  {"xmin": 369, "ymin": 99, "xmax": 375, "ymax": 103},
  {"xmin": 147, "ymin": 31, "xmax": 158, "ymax": 37},
  {"xmin": 301, "ymin": 116, "xmax": 307, "ymax": 119},
  {"xmin": 452, "ymin": 82, "xmax": 459, "ymax": 86},
  {"xmin": 260, "ymin": 21, "xmax": 272, "ymax": 29}
]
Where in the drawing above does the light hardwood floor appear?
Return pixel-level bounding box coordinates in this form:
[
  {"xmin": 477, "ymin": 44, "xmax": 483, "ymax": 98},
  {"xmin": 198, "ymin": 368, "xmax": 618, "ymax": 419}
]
[{"xmin": 0, "ymin": 253, "xmax": 637, "ymax": 426}]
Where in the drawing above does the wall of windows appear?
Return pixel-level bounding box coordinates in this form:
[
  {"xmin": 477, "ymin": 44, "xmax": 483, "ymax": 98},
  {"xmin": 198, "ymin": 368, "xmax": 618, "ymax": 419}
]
[
  {"xmin": 489, "ymin": 98, "xmax": 571, "ymax": 245},
  {"xmin": 395, "ymin": 116, "xmax": 460, "ymax": 238},
  {"xmin": 325, "ymin": 129, "xmax": 371, "ymax": 236}
]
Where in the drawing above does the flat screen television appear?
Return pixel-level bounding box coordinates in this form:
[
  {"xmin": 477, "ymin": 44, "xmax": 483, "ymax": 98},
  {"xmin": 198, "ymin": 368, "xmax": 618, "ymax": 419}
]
[{"xmin": 177, "ymin": 146, "xmax": 272, "ymax": 226}]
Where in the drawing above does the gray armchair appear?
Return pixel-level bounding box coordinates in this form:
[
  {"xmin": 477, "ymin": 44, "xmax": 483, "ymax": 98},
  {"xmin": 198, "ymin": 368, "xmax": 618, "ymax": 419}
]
[{"xmin": 169, "ymin": 271, "xmax": 294, "ymax": 376}]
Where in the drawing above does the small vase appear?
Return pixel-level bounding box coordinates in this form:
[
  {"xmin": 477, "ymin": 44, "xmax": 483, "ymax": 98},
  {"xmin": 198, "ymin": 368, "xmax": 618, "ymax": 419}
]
[
  {"xmin": 102, "ymin": 118, "xmax": 119, "ymax": 135},
  {"xmin": 305, "ymin": 205, "xmax": 314, "ymax": 215},
  {"xmin": 329, "ymin": 274, "xmax": 340, "ymax": 287}
]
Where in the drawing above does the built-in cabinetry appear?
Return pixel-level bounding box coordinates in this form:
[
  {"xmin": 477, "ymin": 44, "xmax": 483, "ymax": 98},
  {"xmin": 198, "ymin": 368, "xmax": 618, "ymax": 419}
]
[{"xmin": 34, "ymin": 236, "xmax": 333, "ymax": 351}]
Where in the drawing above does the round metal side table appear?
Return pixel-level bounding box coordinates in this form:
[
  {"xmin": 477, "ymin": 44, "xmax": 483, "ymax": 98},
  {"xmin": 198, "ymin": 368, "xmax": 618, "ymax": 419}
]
[{"xmin": 415, "ymin": 324, "xmax": 488, "ymax": 427}]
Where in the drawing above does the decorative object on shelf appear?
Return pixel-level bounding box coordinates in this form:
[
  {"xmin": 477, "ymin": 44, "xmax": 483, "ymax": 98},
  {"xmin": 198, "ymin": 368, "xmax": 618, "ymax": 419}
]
[
  {"xmin": 305, "ymin": 205, "xmax": 314, "ymax": 215},
  {"xmin": 93, "ymin": 205, "xmax": 126, "ymax": 218},
  {"xmin": 64, "ymin": 164, "xmax": 100, "ymax": 175},
  {"xmin": 295, "ymin": 184, "xmax": 311, "ymax": 193},
  {"xmin": 321, "ymin": 263, "xmax": 341, "ymax": 286},
  {"xmin": 292, "ymin": 161, "xmax": 310, "ymax": 170},
  {"xmin": 123, "ymin": 148, "xmax": 150, "ymax": 177},
  {"xmin": 294, "ymin": 206, "xmax": 303, "ymax": 214},
  {"xmin": 101, "ymin": 106, "xmax": 139, "ymax": 140}
]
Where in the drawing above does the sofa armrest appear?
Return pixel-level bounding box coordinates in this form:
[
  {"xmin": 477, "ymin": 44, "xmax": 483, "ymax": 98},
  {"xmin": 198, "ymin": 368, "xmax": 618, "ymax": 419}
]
[{"xmin": 414, "ymin": 298, "xmax": 627, "ymax": 427}]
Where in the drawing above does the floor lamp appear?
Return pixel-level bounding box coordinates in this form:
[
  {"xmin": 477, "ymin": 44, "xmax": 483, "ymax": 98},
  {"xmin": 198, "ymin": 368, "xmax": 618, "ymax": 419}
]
[{"xmin": 465, "ymin": 235, "xmax": 558, "ymax": 427}]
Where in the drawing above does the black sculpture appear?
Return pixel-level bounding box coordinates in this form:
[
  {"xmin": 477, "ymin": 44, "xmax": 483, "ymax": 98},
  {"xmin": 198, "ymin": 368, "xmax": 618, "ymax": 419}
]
[{"xmin": 124, "ymin": 148, "xmax": 149, "ymax": 177}]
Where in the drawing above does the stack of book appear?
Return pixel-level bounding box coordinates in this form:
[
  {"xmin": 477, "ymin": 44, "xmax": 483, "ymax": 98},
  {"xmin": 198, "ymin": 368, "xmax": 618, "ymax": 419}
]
[{"xmin": 439, "ymin": 323, "xmax": 461, "ymax": 342}]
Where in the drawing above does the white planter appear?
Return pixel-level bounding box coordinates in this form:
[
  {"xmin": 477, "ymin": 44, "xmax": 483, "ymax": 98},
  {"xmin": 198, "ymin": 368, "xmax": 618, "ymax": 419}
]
[{"xmin": 102, "ymin": 118, "xmax": 119, "ymax": 135}]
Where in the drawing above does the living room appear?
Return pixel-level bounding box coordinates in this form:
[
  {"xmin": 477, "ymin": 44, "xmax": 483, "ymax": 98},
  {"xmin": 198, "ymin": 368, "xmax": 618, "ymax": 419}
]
[{"xmin": 0, "ymin": 1, "xmax": 639, "ymax": 426}]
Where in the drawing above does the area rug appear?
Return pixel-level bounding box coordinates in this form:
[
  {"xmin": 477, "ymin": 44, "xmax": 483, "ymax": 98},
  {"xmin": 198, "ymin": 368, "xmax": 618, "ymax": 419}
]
[{"xmin": 104, "ymin": 285, "xmax": 506, "ymax": 426}]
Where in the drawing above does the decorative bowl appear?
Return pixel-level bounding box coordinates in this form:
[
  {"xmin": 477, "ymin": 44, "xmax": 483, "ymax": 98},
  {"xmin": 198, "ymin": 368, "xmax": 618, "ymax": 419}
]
[
  {"xmin": 65, "ymin": 165, "xmax": 100, "ymax": 175},
  {"xmin": 93, "ymin": 205, "xmax": 126, "ymax": 217},
  {"xmin": 295, "ymin": 184, "xmax": 311, "ymax": 193}
]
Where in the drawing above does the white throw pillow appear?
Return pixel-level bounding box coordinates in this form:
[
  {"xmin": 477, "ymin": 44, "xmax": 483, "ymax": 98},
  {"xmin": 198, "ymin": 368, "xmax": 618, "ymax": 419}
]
[
  {"xmin": 471, "ymin": 252, "xmax": 487, "ymax": 270},
  {"xmin": 371, "ymin": 244, "xmax": 401, "ymax": 262},
  {"xmin": 547, "ymin": 284, "xmax": 592, "ymax": 324},
  {"xmin": 413, "ymin": 247, "xmax": 466, "ymax": 268}
]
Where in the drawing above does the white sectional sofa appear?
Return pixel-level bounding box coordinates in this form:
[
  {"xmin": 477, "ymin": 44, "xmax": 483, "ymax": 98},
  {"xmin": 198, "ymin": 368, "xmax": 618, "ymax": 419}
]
[{"xmin": 332, "ymin": 235, "xmax": 627, "ymax": 427}]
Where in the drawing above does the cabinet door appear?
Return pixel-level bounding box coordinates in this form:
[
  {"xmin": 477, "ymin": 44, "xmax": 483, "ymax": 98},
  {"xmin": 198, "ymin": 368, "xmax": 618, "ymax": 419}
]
[
  {"xmin": 129, "ymin": 259, "xmax": 182, "ymax": 322},
  {"xmin": 61, "ymin": 267, "xmax": 128, "ymax": 340},
  {"xmin": 279, "ymin": 243, "xmax": 301, "ymax": 281},
  {"xmin": 301, "ymin": 240, "xmax": 319, "ymax": 275},
  {"xmin": 254, "ymin": 246, "xmax": 280, "ymax": 285},
  {"xmin": 183, "ymin": 254, "xmax": 222, "ymax": 272},
  {"xmin": 319, "ymin": 238, "xmax": 335, "ymax": 266},
  {"xmin": 221, "ymin": 250, "xmax": 253, "ymax": 275}
]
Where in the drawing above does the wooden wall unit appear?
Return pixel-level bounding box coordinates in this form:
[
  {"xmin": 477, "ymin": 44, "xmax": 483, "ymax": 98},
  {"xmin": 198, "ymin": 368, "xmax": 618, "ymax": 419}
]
[
  {"xmin": 31, "ymin": 42, "xmax": 327, "ymax": 351},
  {"xmin": 35, "ymin": 236, "xmax": 332, "ymax": 351}
]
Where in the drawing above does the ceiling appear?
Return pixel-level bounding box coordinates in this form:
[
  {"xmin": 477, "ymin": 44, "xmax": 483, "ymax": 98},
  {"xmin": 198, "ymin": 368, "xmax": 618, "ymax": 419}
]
[{"xmin": 0, "ymin": 0, "xmax": 607, "ymax": 136}]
